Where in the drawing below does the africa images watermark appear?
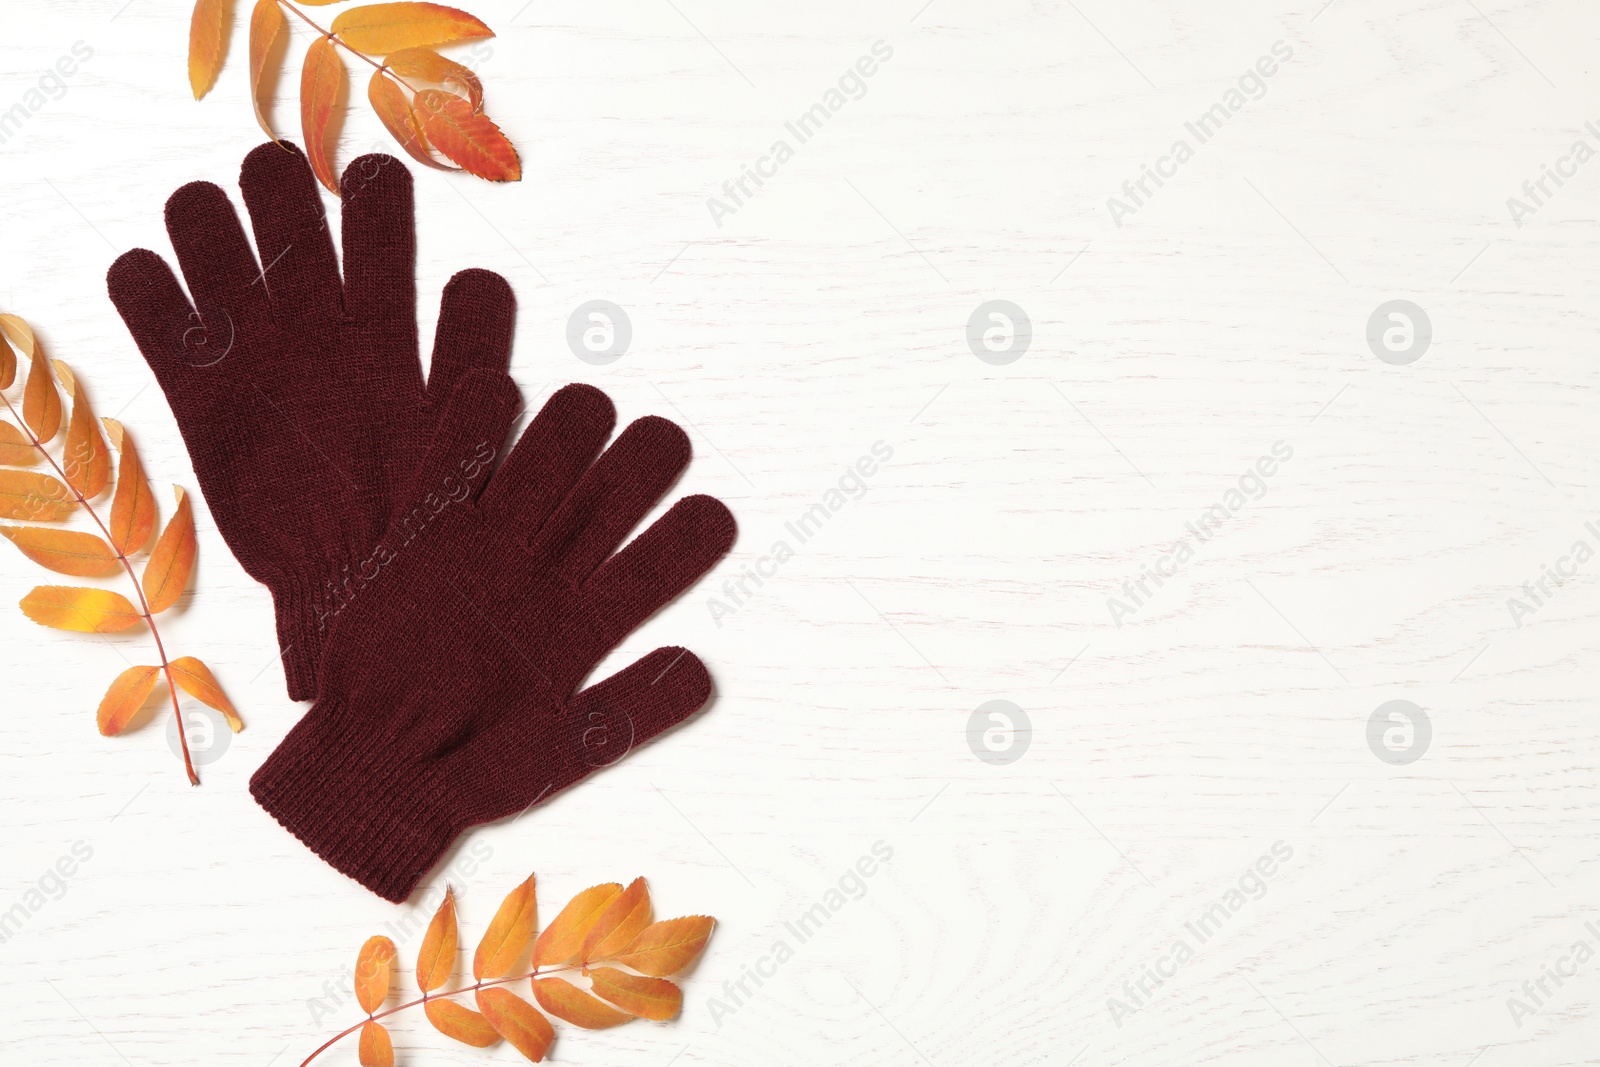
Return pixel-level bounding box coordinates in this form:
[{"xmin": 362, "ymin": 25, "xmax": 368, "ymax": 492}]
[
  {"xmin": 0, "ymin": 840, "xmax": 94, "ymax": 947},
  {"xmin": 1504, "ymin": 121, "xmax": 1600, "ymax": 228},
  {"xmin": 1504, "ymin": 517, "xmax": 1600, "ymax": 628},
  {"xmin": 1106, "ymin": 40, "xmax": 1295, "ymax": 227},
  {"xmin": 706, "ymin": 41, "xmax": 896, "ymax": 228},
  {"xmin": 0, "ymin": 40, "xmax": 94, "ymax": 148}
]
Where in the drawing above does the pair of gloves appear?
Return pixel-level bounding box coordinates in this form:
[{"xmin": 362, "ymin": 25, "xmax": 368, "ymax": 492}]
[{"xmin": 105, "ymin": 143, "xmax": 736, "ymax": 902}]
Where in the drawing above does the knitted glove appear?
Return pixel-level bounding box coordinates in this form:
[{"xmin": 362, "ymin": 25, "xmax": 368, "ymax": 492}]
[
  {"xmin": 250, "ymin": 373, "xmax": 736, "ymax": 901},
  {"xmin": 106, "ymin": 142, "xmax": 515, "ymax": 700}
]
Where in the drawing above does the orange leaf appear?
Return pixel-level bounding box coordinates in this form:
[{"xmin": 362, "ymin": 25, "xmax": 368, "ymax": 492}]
[
  {"xmin": 532, "ymin": 883, "xmax": 621, "ymax": 967},
  {"xmin": 474, "ymin": 988, "xmax": 553, "ymax": 1062},
  {"xmin": 357, "ymin": 1020, "xmax": 394, "ymax": 1067},
  {"xmin": 333, "ymin": 3, "xmax": 493, "ymax": 54},
  {"xmin": 582, "ymin": 876, "xmax": 651, "ymax": 963},
  {"xmin": 412, "ymin": 90, "xmax": 520, "ymax": 181},
  {"xmin": 21, "ymin": 586, "xmax": 142, "ymax": 633},
  {"xmin": 0, "ymin": 422, "xmax": 36, "ymax": 466},
  {"xmin": 53, "ymin": 361, "xmax": 110, "ymax": 499},
  {"xmin": 301, "ymin": 36, "xmax": 345, "ymax": 195},
  {"xmin": 415, "ymin": 886, "xmax": 458, "ymax": 991},
  {"xmin": 249, "ymin": 0, "xmax": 287, "ymax": 140},
  {"xmin": 384, "ymin": 47, "xmax": 482, "ymax": 110},
  {"xmin": 0, "ymin": 314, "xmax": 37, "ymax": 357},
  {"xmin": 0, "ymin": 328, "xmax": 14, "ymax": 390},
  {"xmin": 0, "ymin": 527, "xmax": 120, "ymax": 578},
  {"xmin": 612, "ymin": 916, "xmax": 715, "ymax": 976},
  {"xmin": 188, "ymin": 0, "xmax": 229, "ymax": 100},
  {"xmin": 22, "ymin": 346, "xmax": 61, "ymax": 444},
  {"xmin": 425, "ymin": 998, "xmax": 500, "ymax": 1047},
  {"xmin": 103, "ymin": 420, "xmax": 156, "ymax": 555},
  {"xmin": 530, "ymin": 978, "xmax": 632, "ymax": 1030},
  {"xmin": 367, "ymin": 73, "xmax": 454, "ymax": 172},
  {"xmin": 0, "ymin": 469, "xmax": 74, "ymax": 521},
  {"xmin": 474, "ymin": 872, "xmax": 536, "ymax": 980},
  {"xmin": 96, "ymin": 665, "xmax": 162, "ymax": 736},
  {"xmin": 142, "ymin": 487, "xmax": 195, "ymax": 614},
  {"xmin": 354, "ymin": 935, "xmax": 397, "ymax": 1014},
  {"xmin": 167, "ymin": 656, "xmax": 243, "ymax": 732},
  {"xmin": 586, "ymin": 967, "xmax": 682, "ymax": 1020}
]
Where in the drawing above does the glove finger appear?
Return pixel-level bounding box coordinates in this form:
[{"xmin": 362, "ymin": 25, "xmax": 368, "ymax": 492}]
[
  {"xmin": 107, "ymin": 249, "xmax": 209, "ymax": 403},
  {"xmin": 400, "ymin": 368, "xmax": 520, "ymax": 527},
  {"xmin": 584, "ymin": 494, "xmax": 736, "ymax": 638},
  {"xmin": 238, "ymin": 141, "xmax": 343, "ymax": 325},
  {"xmin": 424, "ymin": 269, "xmax": 515, "ymax": 405},
  {"xmin": 164, "ymin": 180, "xmax": 275, "ymax": 345},
  {"xmin": 529, "ymin": 415, "xmax": 691, "ymax": 584},
  {"xmin": 340, "ymin": 151, "xmax": 417, "ymax": 333},
  {"xmin": 478, "ymin": 382, "xmax": 614, "ymax": 528}
]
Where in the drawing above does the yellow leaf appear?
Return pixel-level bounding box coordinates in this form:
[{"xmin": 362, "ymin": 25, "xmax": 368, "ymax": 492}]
[
  {"xmin": 103, "ymin": 420, "xmax": 156, "ymax": 555},
  {"xmin": 0, "ymin": 526, "xmax": 120, "ymax": 578},
  {"xmin": 415, "ymin": 886, "xmax": 457, "ymax": 991},
  {"xmin": 188, "ymin": 0, "xmax": 229, "ymax": 100},
  {"xmin": 611, "ymin": 916, "xmax": 715, "ymax": 976},
  {"xmin": 22, "ymin": 346, "xmax": 60, "ymax": 444},
  {"xmin": 530, "ymin": 978, "xmax": 632, "ymax": 1030},
  {"xmin": 474, "ymin": 988, "xmax": 553, "ymax": 1062},
  {"xmin": 0, "ymin": 422, "xmax": 37, "ymax": 467},
  {"xmin": 586, "ymin": 967, "xmax": 682, "ymax": 1020},
  {"xmin": 474, "ymin": 872, "xmax": 536, "ymax": 980},
  {"xmin": 333, "ymin": 3, "xmax": 493, "ymax": 54},
  {"xmin": 0, "ymin": 469, "xmax": 74, "ymax": 521},
  {"xmin": 167, "ymin": 656, "xmax": 242, "ymax": 732},
  {"xmin": 353, "ymin": 935, "xmax": 396, "ymax": 1014},
  {"xmin": 301, "ymin": 36, "xmax": 345, "ymax": 195},
  {"xmin": 0, "ymin": 328, "xmax": 14, "ymax": 390},
  {"xmin": 384, "ymin": 46, "xmax": 482, "ymax": 110},
  {"xmin": 425, "ymin": 998, "xmax": 500, "ymax": 1047},
  {"xmin": 367, "ymin": 73, "xmax": 453, "ymax": 172},
  {"xmin": 531, "ymin": 883, "xmax": 621, "ymax": 967},
  {"xmin": 142, "ymin": 487, "xmax": 195, "ymax": 614},
  {"xmin": 249, "ymin": 0, "xmax": 287, "ymax": 140},
  {"xmin": 0, "ymin": 314, "xmax": 37, "ymax": 357},
  {"xmin": 357, "ymin": 1020, "xmax": 394, "ymax": 1067},
  {"xmin": 96, "ymin": 665, "xmax": 162, "ymax": 736},
  {"xmin": 413, "ymin": 90, "xmax": 520, "ymax": 181},
  {"xmin": 581, "ymin": 876, "xmax": 651, "ymax": 963},
  {"xmin": 20, "ymin": 586, "xmax": 142, "ymax": 633},
  {"xmin": 53, "ymin": 361, "xmax": 109, "ymax": 499}
]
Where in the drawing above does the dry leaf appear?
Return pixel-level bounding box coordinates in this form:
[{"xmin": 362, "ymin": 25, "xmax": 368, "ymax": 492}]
[
  {"xmin": 103, "ymin": 420, "xmax": 156, "ymax": 555},
  {"xmin": 53, "ymin": 361, "xmax": 110, "ymax": 499},
  {"xmin": 357, "ymin": 1020, "xmax": 394, "ymax": 1067},
  {"xmin": 332, "ymin": 3, "xmax": 493, "ymax": 54},
  {"xmin": 249, "ymin": 0, "xmax": 287, "ymax": 139},
  {"xmin": 586, "ymin": 968, "xmax": 682, "ymax": 1020},
  {"xmin": 301, "ymin": 36, "xmax": 345, "ymax": 194},
  {"xmin": 0, "ymin": 329, "xmax": 14, "ymax": 390},
  {"xmin": 354, "ymin": 935, "xmax": 397, "ymax": 1014},
  {"xmin": 167, "ymin": 656, "xmax": 242, "ymax": 732},
  {"xmin": 368, "ymin": 73, "xmax": 454, "ymax": 171},
  {"xmin": 582, "ymin": 876, "xmax": 651, "ymax": 963},
  {"xmin": 384, "ymin": 46, "xmax": 482, "ymax": 110},
  {"xmin": 532, "ymin": 883, "xmax": 622, "ymax": 967},
  {"xmin": 22, "ymin": 347, "xmax": 61, "ymax": 444},
  {"xmin": 0, "ymin": 314, "xmax": 37, "ymax": 357},
  {"xmin": 412, "ymin": 90, "xmax": 520, "ymax": 181},
  {"xmin": 0, "ymin": 423, "xmax": 37, "ymax": 467},
  {"xmin": 530, "ymin": 978, "xmax": 632, "ymax": 1030},
  {"xmin": 611, "ymin": 916, "xmax": 714, "ymax": 976},
  {"xmin": 415, "ymin": 886, "xmax": 458, "ymax": 992},
  {"xmin": 0, "ymin": 469, "xmax": 75, "ymax": 521},
  {"xmin": 97, "ymin": 665, "xmax": 162, "ymax": 736},
  {"xmin": 474, "ymin": 872, "xmax": 536, "ymax": 980},
  {"xmin": 474, "ymin": 988, "xmax": 553, "ymax": 1062},
  {"xmin": 0, "ymin": 527, "xmax": 120, "ymax": 578},
  {"xmin": 188, "ymin": 0, "xmax": 229, "ymax": 100},
  {"xmin": 20, "ymin": 586, "xmax": 143, "ymax": 633},
  {"xmin": 142, "ymin": 487, "xmax": 195, "ymax": 614},
  {"xmin": 425, "ymin": 997, "xmax": 500, "ymax": 1047}
]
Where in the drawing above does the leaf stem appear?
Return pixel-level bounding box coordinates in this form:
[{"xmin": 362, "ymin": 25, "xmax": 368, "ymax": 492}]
[
  {"xmin": 0, "ymin": 388, "xmax": 199, "ymax": 785},
  {"xmin": 299, "ymin": 964, "xmax": 584, "ymax": 1066},
  {"xmin": 275, "ymin": 0, "xmax": 422, "ymax": 91}
]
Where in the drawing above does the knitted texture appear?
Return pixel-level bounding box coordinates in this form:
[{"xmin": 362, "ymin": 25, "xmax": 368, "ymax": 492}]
[
  {"xmin": 250, "ymin": 374, "xmax": 737, "ymax": 902},
  {"xmin": 106, "ymin": 142, "xmax": 516, "ymax": 699}
]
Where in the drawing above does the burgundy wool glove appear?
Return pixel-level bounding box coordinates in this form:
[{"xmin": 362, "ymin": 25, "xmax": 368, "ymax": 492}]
[
  {"xmin": 106, "ymin": 142, "xmax": 516, "ymax": 700},
  {"xmin": 249, "ymin": 374, "xmax": 737, "ymax": 902}
]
